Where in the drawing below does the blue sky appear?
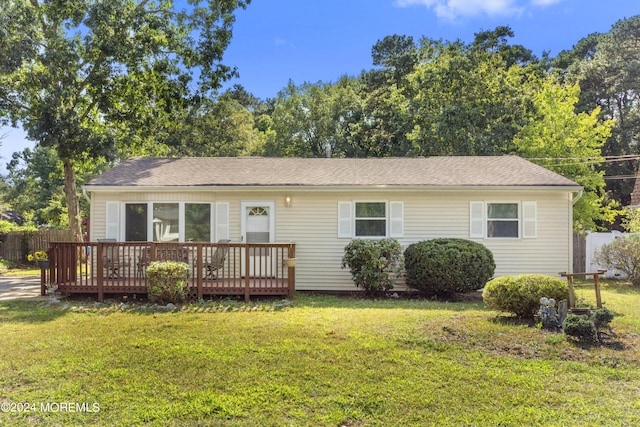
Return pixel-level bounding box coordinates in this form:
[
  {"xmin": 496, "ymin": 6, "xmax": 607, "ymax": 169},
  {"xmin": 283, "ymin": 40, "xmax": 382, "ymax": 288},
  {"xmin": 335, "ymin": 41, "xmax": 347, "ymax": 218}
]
[{"xmin": 1, "ymin": 0, "xmax": 638, "ymax": 164}]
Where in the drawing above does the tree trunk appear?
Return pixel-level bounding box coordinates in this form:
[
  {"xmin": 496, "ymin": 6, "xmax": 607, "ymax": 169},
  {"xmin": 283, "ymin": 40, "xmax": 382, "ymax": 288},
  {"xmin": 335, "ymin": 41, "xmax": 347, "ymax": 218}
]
[{"xmin": 63, "ymin": 159, "xmax": 84, "ymax": 243}]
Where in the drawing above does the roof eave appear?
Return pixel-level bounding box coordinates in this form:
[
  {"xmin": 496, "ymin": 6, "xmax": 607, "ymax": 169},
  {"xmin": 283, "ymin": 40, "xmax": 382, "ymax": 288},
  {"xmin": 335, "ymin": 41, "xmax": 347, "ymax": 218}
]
[{"xmin": 82, "ymin": 184, "xmax": 582, "ymax": 193}]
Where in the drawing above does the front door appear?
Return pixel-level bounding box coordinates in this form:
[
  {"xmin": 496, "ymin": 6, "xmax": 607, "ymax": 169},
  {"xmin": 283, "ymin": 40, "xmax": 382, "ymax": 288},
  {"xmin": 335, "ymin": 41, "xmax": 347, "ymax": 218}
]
[{"xmin": 241, "ymin": 201, "xmax": 275, "ymax": 277}]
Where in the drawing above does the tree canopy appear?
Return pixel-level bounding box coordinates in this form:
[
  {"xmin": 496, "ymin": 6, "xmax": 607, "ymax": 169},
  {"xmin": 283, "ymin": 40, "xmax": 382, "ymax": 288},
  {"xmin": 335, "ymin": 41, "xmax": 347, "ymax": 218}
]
[
  {"xmin": 0, "ymin": 0, "xmax": 250, "ymax": 240},
  {"xmin": 3, "ymin": 15, "xmax": 640, "ymax": 233}
]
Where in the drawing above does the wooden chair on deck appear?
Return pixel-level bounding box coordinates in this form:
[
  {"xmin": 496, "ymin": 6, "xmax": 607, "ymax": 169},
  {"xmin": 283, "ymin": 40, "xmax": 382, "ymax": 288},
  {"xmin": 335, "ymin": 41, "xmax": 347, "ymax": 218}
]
[
  {"xmin": 205, "ymin": 239, "xmax": 231, "ymax": 280},
  {"xmin": 98, "ymin": 239, "xmax": 129, "ymax": 279},
  {"xmin": 136, "ymin": 247, "xmax": 151, "ymax": 278}
]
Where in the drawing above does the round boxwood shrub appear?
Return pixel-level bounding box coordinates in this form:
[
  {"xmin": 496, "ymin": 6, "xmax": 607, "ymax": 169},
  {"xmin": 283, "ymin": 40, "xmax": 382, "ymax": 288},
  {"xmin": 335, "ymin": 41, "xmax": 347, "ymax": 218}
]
[
  {"xmin": 146, "ymin": 260, "xmax": 191, "ymax": 304},
  {"xmin": 482, "ymin": 274, "xmax": 569, "ymax": 318},
  {"xmin": 404, "ymin": 238, "xmax": 495, "ymax": 296}
]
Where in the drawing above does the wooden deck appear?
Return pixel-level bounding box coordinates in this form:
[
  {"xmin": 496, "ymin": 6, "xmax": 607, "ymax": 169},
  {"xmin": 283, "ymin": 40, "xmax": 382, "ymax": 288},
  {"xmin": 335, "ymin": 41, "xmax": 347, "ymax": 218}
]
[{"xmin": 44, "ymin": 242, "xmax": 296, "ymax": 301}]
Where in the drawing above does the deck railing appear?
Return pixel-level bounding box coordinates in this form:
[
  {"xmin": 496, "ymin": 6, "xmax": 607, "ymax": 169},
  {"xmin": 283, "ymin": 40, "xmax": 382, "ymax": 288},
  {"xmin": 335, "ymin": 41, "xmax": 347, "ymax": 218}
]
[{"xmin": 45, "ymin": 241, "xmax": 296, "ymax": 301}]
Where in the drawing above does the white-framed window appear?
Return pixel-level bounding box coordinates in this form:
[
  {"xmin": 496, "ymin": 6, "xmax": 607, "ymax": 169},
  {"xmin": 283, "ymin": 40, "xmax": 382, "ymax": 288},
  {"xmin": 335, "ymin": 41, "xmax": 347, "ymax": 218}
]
[
  {"xmin": 108, "ymin": 202, "xmax": 228, "ymax": 242},
  {"xmin": 355, "ymin": 202, "xmax": 387, "ymax": 237},
  {"xmin": 338, "ymin": 201, "xmax": 404, "ymax": 239},
  {"xmin": 124, "ymin": 203, "xmax": 148, "ymax": 241},
  {"xmin": 487, "ymin": 203, "xmax": 519, "ymax": 238},
  {"xmin": 185, "ymin": 203, "xmax": 212, "ymax": 242},
  {"xmin": 470, "ymin": 201, "xmax": 537, "ymax": 239},
  {"xmin": 153, "ymin": 203, "xmax": 179, "ymax": 242}
]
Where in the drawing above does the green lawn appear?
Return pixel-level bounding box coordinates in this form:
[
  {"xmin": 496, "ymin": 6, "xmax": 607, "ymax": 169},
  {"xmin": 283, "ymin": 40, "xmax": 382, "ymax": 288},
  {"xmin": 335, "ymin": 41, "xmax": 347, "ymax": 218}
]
[{"xmin": 0, "ymin": 283, "xmax": 639, "ymax": 426}]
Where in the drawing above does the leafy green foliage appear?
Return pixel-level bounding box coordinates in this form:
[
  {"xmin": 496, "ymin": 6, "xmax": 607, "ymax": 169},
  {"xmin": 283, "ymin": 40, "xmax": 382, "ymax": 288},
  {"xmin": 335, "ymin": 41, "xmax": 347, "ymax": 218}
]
[
  {"xmin": 483, "ymin": 274, "xmax": 569, "ymax": 318},
  {"xmin": 562, "ymin": 314, "xmax": 598, "ymax": 342},
  {"xmin": 145, "ymin": 261, "xmax": 191, "ymax": 304},
  {"xmin": 266, "ymin": 77, "xmax": 365, "ymax": 157},
  {"xmin": 514, "ymin": 78, "xmax": 617, "ymax": 231},
  {"xmin": 621, "ymin": 208, "xmax": 640, "ymax": 233},
  {"xmin": 592, "ymin": 307, "xmax": 615, "ymax": 329},
  {"xmin": 404, "ymin": 239, "xmax": 495, "ymax": 296},
  {"xmin": 594, "ymin": 236, "xmax": 640, "ymax": 286},
  {"xmin": 0, "ymin": 0, "xmax": 250, "ymax": 242},
  {"xmin": 167, "ymin": 95, "xmax": 265, "ymax": 157},
  {"xmin": 399, "ymin": 39, "xmax": 532, "ymax": 157},
  {"xmin": 554, "ymin": 16, "xmax": 640, "ymax": 207},
  {"xmin": 341, "ymin": 238, "xmax": 403, "ymax": 295},
  {"xmin": 0, "ymin": 220, "xmax": 33, "ymax": 235},
  {"xmin": 562, "ymin": 308, "xmax": 615, "ymax": 343}
]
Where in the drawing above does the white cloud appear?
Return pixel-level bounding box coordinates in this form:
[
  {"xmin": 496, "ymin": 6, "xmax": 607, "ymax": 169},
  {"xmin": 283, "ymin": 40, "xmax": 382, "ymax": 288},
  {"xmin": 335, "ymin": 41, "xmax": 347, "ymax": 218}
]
[
  {"xmin": 274, "ymin": 38, "xmax": 297, "ymax": 50},
  {"xmin": 395, "ymin": 0, "xmax": 563, "ymax": 21},
  {"xmin": 531, "ymin": 0, "xmax": 563, "ymax": 5}
]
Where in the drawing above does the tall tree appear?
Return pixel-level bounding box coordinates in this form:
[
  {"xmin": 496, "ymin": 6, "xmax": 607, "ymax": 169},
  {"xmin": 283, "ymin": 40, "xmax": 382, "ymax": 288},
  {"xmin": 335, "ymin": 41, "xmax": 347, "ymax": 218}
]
[
  {"xmin": 370, "ymin": 35, "xmax": 418, "ymax": 87},
  {"xmin": 2, "ymin": 145, "xmax": 104, "ymax": 227},
  {"xmin": 397, "ymin": 36, "xmax": 535, "ymax": 157},
  {"xmin": 266, "ymin": 77, "xmax": 364, "ymax": 157},
  {"xmin": 3, "ymin": 146, "xmax": 65, "ymax": 227},
  {"xmin": 472, "ymin": 25, "xmax": 536, "ymax": 68},
  {"xmin": 514, "ymin": 79, "xmax": 616, "ymax": 231},
  {"xmin": 554, "ymin": 16, "xmax": 640, "ymax": 206},
  {"xmin": 0, "ymin": 0, "xmax": 250, "ymax": 241},
  {"xmin": 170, "ymin": 94, "xmax": 265, "ymax": 157}
]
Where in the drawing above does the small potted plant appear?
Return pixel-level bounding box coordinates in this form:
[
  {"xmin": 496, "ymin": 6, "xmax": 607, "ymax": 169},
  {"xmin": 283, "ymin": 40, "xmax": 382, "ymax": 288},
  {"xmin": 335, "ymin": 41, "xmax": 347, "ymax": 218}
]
[
  {"xmin": 285, "ymin": 257, "xmax": 297, "ymax": 267},
  {"xmin": 28, "ymin": 251, "xmax": 49, "ymax": 269}
]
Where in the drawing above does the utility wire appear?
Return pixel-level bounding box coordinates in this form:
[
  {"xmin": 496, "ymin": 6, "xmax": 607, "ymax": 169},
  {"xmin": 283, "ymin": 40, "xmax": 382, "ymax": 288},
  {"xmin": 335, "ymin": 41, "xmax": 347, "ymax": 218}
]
[{"xmin": 527, "ymin": 155, "xmax": 640, "ymax": 168}]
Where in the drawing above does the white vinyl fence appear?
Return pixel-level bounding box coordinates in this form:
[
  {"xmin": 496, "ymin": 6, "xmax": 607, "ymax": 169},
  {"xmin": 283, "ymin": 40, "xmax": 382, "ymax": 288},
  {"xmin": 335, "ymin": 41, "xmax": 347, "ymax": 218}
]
[{"xmin": 585, "ymin": 231, "xmax": 638, "ymax": 279}]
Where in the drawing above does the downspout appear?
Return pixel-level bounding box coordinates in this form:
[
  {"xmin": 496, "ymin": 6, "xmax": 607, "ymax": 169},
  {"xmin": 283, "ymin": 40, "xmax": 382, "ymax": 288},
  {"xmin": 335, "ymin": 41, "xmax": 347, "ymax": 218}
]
[
  {"xmin": 82, "ymin": 187, "xmax": 91, "ymax": 204},
  {"xmin": 572, "ymin": 189, "xmax": 584, "ymax": 205},
  {"xmin": 82, "ymin": 188, "xmax": 91, "ymax": 241}
]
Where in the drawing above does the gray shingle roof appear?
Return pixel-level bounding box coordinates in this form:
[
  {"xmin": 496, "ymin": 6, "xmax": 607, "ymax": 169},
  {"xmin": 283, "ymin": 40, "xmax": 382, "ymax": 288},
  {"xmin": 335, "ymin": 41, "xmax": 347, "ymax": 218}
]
[{"xmin": 85, "ymin": 156, "xmax": 580, "ymax": 188}]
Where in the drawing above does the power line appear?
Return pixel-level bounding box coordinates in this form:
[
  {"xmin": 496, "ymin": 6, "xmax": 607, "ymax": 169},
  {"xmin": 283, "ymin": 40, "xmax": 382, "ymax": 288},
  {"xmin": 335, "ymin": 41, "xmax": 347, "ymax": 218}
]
[
  {"xmin": 526, "ymin": 155, "xmax": 640, "ymax": 160},
  {"xmin": 603, "ymin": 175, "xmax": 637, "ymax": 181},
  {"xmin": 527, "ymin": 155, "xmax": 640, "ymax": 168}
]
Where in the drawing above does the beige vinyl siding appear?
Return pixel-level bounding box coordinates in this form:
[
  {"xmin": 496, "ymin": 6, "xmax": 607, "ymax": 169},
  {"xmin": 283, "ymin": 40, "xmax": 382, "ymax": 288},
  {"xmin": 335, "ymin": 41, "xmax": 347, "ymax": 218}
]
[{"xmin": 89, "ymin": 187, "xmax": 574, "ymax": 292}]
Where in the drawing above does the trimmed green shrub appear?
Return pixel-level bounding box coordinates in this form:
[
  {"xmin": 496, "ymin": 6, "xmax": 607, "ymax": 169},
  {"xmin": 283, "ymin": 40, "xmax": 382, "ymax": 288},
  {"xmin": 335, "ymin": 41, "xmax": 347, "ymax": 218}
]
[
  {"xmin": 562, "ymin": 314, "xmax": 597, "ymax": 342},
  {"xmin": 404, "ymin": 238, "xmax": 495, "ymax": 296},
  {"xmin": 482, "ymin": 274, "xmax": 569, "ymax": 318},
  {"xmin": 341, "ymin": 238, "xmax": 403, "ymax": 296},
  {"xmin": 146, "ymin": 261, "xmax": 191, "ymax": 304},
  {"xmin": 562, "ymin": 308, "xmax": 615, "ymax": 343},
  {"xmin": 592, "ymin": 307, "xmax": 615, "ymax": 329},
  {"xmin": 594, "ymin": 235, "xmax": 640, "ymax": 286}
]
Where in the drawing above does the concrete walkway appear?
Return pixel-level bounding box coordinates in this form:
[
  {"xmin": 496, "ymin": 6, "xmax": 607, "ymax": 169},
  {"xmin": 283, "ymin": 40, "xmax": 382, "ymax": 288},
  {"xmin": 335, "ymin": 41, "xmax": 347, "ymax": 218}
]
[{"xmin": 0, "ymin": 275, "xmax": 44, "ymax": 301}]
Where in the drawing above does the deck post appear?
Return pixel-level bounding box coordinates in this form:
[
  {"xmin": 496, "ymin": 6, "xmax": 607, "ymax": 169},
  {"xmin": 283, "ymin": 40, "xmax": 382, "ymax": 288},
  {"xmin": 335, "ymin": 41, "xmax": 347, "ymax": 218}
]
[
  {"xmin": 96, "ymin": 244, "xmax": 104, "ymax": 302},
  {"xmin": 287, "ymin": 244, "xmax": 296, "ymax": 299},
  {"xmin": 244, "ymin": 244, "xmax": 250, "ymax": 302},
  {"xmin": 40, "ymin": 265, "xmax": 47, "ymax": 296},
  {"xmin": 196, "ymin": 245, "xmax": 203, "ymax": 299}
]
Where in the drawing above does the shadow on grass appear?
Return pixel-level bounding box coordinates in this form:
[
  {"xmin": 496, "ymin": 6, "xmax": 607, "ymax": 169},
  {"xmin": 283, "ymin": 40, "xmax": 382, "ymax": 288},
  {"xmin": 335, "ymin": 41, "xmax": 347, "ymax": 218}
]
[
  {"xmin": 0, "ymin": 300, "xmax": 70, "ymax": 323},
  {"xmin": 564, "ymin": 334, "xmax": 628, "ymax": 352},
  {"xmin": 294, "ymin": 291, "xmax": 489, "ymax": 311},
  {"xmin": 0, "ymin": 291, "xmax": 493, "ymax": 323}
]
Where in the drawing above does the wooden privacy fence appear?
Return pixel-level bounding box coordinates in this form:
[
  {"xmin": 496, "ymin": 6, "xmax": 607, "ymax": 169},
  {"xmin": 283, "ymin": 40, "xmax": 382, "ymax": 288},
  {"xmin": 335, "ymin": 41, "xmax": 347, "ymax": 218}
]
[
  {"xmin": 573, "ymin": 232, "xmax": 586, "ymax": 274},
  {"xmin": 46, "ymin": 241, "xmax": 296, "ymax": 301},
  {"xmin": 0, "ymin": 229, "xmax": 73, "ymax": 262}
]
